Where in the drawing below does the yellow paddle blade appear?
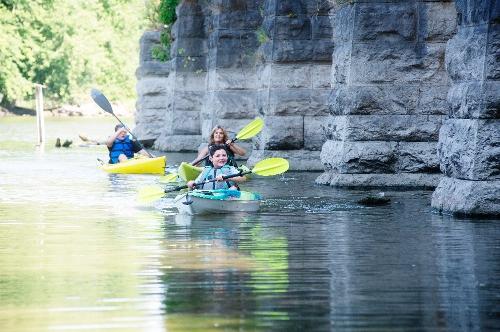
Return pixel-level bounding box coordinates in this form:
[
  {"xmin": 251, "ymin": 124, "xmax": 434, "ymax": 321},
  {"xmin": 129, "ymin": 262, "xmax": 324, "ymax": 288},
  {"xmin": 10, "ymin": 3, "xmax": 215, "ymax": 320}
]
[
  {"xmin": 137, "ymin": 185, "xmax": 166, "ymax": 203},
  {"xmin": 235, "ymin": 117, "xmax": 264, "ymax": 140},
  {"xmin": 159, "ymin": 173, "xmax": 178, "ymax": 183},
  {"xmin": 252, "ymin": 158, "xmax": 289, "ymax": 176}
]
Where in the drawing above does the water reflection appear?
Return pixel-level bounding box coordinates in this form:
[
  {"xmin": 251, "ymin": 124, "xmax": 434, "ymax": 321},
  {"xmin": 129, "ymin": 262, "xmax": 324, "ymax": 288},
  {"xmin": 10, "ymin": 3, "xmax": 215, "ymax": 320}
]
[{"xmin": 0, "ymin": 117, "xmax": 499, "ymax": 331}]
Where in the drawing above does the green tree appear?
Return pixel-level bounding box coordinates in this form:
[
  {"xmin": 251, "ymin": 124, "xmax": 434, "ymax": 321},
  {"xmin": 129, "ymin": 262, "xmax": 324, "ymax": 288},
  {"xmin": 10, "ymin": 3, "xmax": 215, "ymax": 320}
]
[{"xmin": 0, "ymin": 0, "xmax": 147, "ymax": 108}]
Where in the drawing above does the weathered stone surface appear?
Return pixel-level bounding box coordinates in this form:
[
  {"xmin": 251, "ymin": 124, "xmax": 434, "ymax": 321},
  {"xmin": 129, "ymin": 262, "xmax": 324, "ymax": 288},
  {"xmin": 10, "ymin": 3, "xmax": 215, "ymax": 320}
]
[
  {"xmin": 205, "ymin": 90, "xmax": 260, "ymax": 118},
  {"xmin": 445, "ymin": 25, "xmax": 487, "ymax": 82},
  {"xmin": 448, "ymin": 81, "xmax": 500, "ymax": 119},
  {"xmin": 304, "ymin": 115, "xmax": 329, "ymax": 151},
  {"xmin": 351, "ymin": 42, "xmax": 448, "ymax": 84},
  {"xmin": 354, "ymin": 2, "xmax": 417, "ymax": 42},
  {"xmin": 330, "ymin": 85, "xmax": 449, "ymax": 116},
  {"xmin": 316, "ymin": 172, "xmax": 441, "ymax": 189},
  {"xmin": 256, "ymin": 115, "xmax": 304, "ymax": 150},
  {"xmin": 432, "ymin": 176, "xmax": 500, "ymax": 216},
  {"xmin": 154, "ymin": 134, "xmax": 202, "ymax": 152},
  {"xmin": 207, "ymin": 69, "xmax": 260, "ymax": 90},
  {"xmin": 419, "ymin": 2, "xmax": 457, "ymax": 42},
  {"xmin": 331, "ymin": 114, "xmax": 444, "ymax": 141},
  {"xmin": 437, "ymin": 119, "xmax": 500, "ymax": 180},
  {"xmin": 431, "ymin": 0, "xmax": 499, "ymax": 216},
  {"xmin": 320, "ymin": 140, "xmax": 440, "ymax": 175}
]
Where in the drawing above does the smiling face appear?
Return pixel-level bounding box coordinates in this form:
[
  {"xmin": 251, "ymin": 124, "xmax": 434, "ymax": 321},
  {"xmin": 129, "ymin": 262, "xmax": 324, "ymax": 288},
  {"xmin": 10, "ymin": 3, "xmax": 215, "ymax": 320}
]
[
  {"xmin": 210, "ymin": 126, "xmax": 228, "ymax": 144},
  {"xmin": 209, "ymin": 148, "xmax": 228, "ymax": 168}
]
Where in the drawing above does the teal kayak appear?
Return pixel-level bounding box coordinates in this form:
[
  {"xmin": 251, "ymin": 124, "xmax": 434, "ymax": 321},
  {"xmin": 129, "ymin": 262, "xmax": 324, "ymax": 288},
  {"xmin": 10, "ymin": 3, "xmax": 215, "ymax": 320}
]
[{"xmin": 174, "ymin": 189, "xmax": 261, "ymax": 215}]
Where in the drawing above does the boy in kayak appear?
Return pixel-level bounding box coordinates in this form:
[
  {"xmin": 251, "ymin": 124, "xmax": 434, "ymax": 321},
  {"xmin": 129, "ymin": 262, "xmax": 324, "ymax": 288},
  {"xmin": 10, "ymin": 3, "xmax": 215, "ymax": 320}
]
[
  {"xmin": 187, "ymin": 144, "xmax": 246, "ymax": 190},
  {"xmin": 191, "ymin": 125, "xmax": 246, "ymax": 167},
  {"xmin": 106, "ymin": 124, "xmax": 149, "ymax": 164}
]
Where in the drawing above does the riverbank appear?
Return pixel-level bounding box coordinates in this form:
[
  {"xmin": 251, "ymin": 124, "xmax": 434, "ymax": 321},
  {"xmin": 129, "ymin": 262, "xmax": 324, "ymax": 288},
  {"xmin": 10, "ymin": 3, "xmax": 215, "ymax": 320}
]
[{"xmin": 0, "ymin": 102, "xmax": 135, "ymax": 117}]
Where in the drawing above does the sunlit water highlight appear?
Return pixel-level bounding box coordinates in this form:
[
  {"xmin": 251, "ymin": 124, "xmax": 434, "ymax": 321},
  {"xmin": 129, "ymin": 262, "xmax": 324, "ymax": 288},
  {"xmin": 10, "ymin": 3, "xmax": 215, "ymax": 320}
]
[{"xmin": 0, "ymin": 117, "xmax": 499, "ymax": 331}]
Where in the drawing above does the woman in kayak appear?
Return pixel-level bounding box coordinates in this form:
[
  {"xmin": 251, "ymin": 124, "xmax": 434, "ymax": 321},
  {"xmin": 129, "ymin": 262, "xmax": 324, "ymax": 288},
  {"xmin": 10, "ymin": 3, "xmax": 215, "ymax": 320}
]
[
  {"xmin": 187, "ymin": 144, "xmax": 246, "ymax": 190},
  {"xmin": 106, "ymin": 124, "xmax": 149, "ymax": 164},
  {"xmin": 191, "ymin": 125, "xmax": 246, "ymax": 167}
]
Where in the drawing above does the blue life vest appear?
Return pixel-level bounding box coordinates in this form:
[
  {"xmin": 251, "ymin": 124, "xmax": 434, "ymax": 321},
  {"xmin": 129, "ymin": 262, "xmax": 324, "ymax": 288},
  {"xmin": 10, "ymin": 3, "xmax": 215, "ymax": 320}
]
[{"xmin": 109, "ymin": 136, "xmax": 134, "ymax": 164}]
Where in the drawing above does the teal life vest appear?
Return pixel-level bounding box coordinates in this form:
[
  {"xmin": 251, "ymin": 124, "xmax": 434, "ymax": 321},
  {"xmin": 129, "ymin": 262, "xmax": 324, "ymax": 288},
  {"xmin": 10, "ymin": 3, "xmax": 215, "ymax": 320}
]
[
  {"xmin": 109, "ymin": 136, "xmax": 134, "ymax": 164},
  {"xmin": 197, "ymin": 165, "xmax": 239, "ymax": 190}
]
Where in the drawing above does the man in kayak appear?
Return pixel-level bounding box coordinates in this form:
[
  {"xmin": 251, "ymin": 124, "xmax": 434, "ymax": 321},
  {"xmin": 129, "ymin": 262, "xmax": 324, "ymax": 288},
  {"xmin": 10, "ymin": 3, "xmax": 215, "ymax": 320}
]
[
  {"xmin": 191, "ymin": 125, "xmax": 246, "ymax": 167},
  {"xmin": 187, "ymin": 144, "xmax": 246, "ymax": 190},
  {"xmin": 106, "ymin": 124, "xmax": 149, "ymax": 164}
]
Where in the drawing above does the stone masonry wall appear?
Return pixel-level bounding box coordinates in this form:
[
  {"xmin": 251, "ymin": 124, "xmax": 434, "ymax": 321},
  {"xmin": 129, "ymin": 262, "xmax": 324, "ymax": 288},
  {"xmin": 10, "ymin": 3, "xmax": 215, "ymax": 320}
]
[
  {"xmin": 431, "ymin": 0, "xmax": 500, "ymax": 215},
  {"xmin": 317, "ymin": 0, "xmax": 457, "ymax": 187},
  {"xmin": 248, "ymin": 0, "xmax": 334, "ymax": 170},
  {"xmin": 200, "ymin": 0, "xmax": 264, "ymax": 157},
  {"xmin": 135, "ymin": 31, "xmax": 171, "ymax": 141},
  {"xmin": 153, "ymin": 1, "xmax": 208, "ymax": 151}
]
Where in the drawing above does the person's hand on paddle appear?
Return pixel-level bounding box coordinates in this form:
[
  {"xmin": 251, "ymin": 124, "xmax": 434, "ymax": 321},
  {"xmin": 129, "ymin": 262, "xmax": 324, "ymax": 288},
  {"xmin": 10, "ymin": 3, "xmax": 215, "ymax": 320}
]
[{"xmin": 187, "ymin": 180, "xmax": 197, "ymax": 189}]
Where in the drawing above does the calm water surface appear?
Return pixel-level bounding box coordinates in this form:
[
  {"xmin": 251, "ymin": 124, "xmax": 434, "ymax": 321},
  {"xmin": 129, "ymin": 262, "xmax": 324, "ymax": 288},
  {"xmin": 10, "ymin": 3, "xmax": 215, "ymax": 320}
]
[{"xmin": 0, "ymin": 117, "xmax": 499, "ymax": 331}]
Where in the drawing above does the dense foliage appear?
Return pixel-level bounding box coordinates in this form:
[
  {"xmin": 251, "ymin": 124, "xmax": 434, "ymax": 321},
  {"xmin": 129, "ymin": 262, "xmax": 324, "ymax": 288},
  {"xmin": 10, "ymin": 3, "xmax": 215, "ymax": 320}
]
[
  {"xmin": 0, "ymin": 0, "xmax": 148, "ymax": 108},
  {"xmin": 150, "ymin": 0, "xmax": 178, "ymax": 62}
]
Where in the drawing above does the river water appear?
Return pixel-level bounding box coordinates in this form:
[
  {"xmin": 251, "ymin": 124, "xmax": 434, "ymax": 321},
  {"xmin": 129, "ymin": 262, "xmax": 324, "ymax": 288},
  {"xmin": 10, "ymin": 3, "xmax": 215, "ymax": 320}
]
[{"xmin": 0, "ymin": 116, "xmax": 498, "ymax": 331}]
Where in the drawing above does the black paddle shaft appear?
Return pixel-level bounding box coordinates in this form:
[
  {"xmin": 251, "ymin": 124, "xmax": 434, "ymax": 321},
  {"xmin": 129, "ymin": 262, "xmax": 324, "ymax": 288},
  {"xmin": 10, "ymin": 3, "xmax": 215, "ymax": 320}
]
[
  {"xmin": 90, "ymin": 89, "xmax": 153, "ymax": 158},
  {"xmin": 164, "ymin": 170, "xmax": 251, "ymax": 193}
]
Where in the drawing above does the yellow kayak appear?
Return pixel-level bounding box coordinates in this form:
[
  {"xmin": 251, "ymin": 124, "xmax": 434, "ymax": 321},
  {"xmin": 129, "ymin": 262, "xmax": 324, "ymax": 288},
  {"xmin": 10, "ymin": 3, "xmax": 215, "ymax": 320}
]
[
  {"xmin": 177, "ymin": 162, "xmax": 203, "ymax": 181},
  {"xmin": 100, "ymin": 156, "xmax": 166, "ymax": 174}
]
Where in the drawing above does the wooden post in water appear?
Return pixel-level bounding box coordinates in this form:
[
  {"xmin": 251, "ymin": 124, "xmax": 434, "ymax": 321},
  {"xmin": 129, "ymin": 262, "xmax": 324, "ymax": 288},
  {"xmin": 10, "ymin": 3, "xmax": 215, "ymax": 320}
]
[{"xmin": 35, "ymin": 84, "xmax": 45, "ymax": 146}]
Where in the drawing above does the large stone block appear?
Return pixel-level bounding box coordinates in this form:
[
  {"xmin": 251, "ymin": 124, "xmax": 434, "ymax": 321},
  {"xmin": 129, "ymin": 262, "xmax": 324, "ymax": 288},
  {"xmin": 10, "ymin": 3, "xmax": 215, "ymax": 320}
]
[
  {"xmin": 265, "ymin": 15, "xmax": 312, "ymax": 40},
  {"xmin": 171, "ymin": 91, "xmax": 204, "ymax": 112},
  {"xmin": 136, "ymin": 61, "xmax": 171, "ymax": 78},
  {"xmin": 448, "ymin": 81, "xmax": 500, "ymax": 119},
  {"xmin": 437, "ymin": 119, "xmax": 500, "ymax": 180},
  {"xmin": 354, "ymin": 2, "xmax": 417, "ymax": 42},
  {"xmin": 313, "ymin": 39, "xmax": 334, "ymax": 62},
  {"xmin": 137, "ymin": 94, "xmax": 167, "ymax": 110},
  {"xmin": 154, "ymin": 134, "xmax": 202, "ymax": 152},
  {"xmin": 257, "ymin": 116, "xmax": 304, "ymax": 150},
  {"xmin": 265, "ymin": 64, "xmax": 312, "ymax": 89},
  {"xmin": 431, "ymin": 176, "xmax": 500, "ymax": 216},
  {"xmin": 419, "ymin": 2, "xmax": 457, "ymax": 42},
  {"xmin": 320, "ymin": 140, "xmax": 397, "ymax": 174},
  {"xmin": 316, "ymin": 172, "xmax": 441, "ymax": 188},
  {"xmin": 445, "ymin": 25, "xmax": 487, "ymax": 82},
  {"xmin": 171, "ymin": 38, "xmax": 207, "ymax": 57},
  {"xmin": 326, "ymin": 115, "xmax": 444, "ymax": 142},
  {"xmin": 455, "ymin": 0, "xmax": 492, "ymax": 25},
  {"xmin": 351, "ymin": 42, "xmax": 448, "ymax": 84},
  {"xmin": 311, "ymin": 64, "xmax": 331, "ymax": 88},
  {"xmin": 264, "ymin": 0, "xmax": 307, "ymax": 16},
  {"xmin": 331, "ymin": 4, "xmax": 355, "ymax": 43},
  {"xmin": 171, "ymin": 55, "xmax": 206, "ymax": 72},
  {"xmin": 396, "ymin": 142, "xmax": 439, "ymax": 173},
  {"xmin": 272, "ymin": 40, "xmax": 313, "ymax": 62},
  {"xmin": 311, "ymin": 15, "xmax": 333, "ymax": 40},
  {"xmin": 136, "ymin": 77, "xmax": 168, "ymax": 96},
  {"xmin": 205, "ymin": 90, "xmax": 260, "ymax": 118},
  {"xmin": 171, "ymin": 15, "xmax": 205, "ymax": 38},
  {"xmin": 267, "ymin": 89, "xmax": 312, "ymax": 116},
  {"xmin": 207, "ymin": 68, "xmax": 260, "ymax": 90},
  {"xmin": 171, "ymin": 110, "xmax": 200, "ymax": 135},
  {"xmin": 329, "ymin": 85, "xmax": 420, "ymax": 116},
  {"xmin": 486, "ymin": 23, "xmax": 500, "ymax": 80},
  {"xmin": 216, "ymin": 9, "xmax": 262, "ymax": 29},
  {"xmin": 304, "ymin": 116, "xmax": 329, "ymax": 151}
]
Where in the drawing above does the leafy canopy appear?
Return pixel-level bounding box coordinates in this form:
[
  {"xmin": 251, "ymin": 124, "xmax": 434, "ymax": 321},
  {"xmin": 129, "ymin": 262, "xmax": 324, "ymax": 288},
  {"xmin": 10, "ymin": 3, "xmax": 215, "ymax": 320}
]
[{"xmin": 0, "ymin": 0, "xmax": 147, "ymax": 107}]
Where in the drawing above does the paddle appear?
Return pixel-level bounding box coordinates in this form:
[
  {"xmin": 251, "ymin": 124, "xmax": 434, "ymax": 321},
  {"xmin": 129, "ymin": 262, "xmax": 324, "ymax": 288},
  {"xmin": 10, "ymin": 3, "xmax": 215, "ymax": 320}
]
[
  {"xmin": 138, "ymin": 157, "xmax": 289, "ymax": 203},
  {"xmin": 90, "ymin": 88, "xmax": 154, "ymax": 158}
]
